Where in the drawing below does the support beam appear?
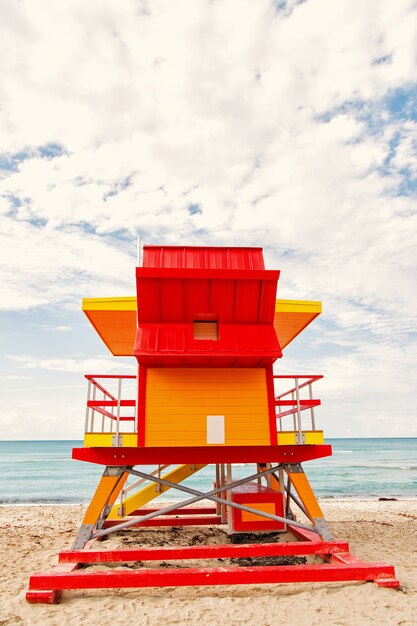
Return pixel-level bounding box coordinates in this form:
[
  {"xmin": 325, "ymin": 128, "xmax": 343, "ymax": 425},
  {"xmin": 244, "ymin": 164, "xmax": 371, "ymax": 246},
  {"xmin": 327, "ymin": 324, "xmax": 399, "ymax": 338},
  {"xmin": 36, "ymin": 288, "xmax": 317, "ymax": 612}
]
[
  {"xmin": 72, "ymin": 444, "xmax": 333, "ymax": 466},
  {"xmin": 120, "ymin": 465, "xmax": 318, "ymax": 535},
  {"xmin": 59, "ymin": 541, "xmax": 350, "ymax": 563},
  {"xmin": 284, "ymin": 464, "xmax": 332, "ymax": 540},
  {"xmin": 129, "ymin": 507, "xmax": 217, "ymax": 516},
  {"xmin": 108, "ymin": 463, "xmax": 206, "ymax": 519},
  {"xmin": 72, "ymin": 466, "xmax": 127, "ymax": 549},
  {"xmin": 28, "ymin": 562, "xmax": 399, "ymax": 592},
  {"xmin": 93, "ymin": 464, "xmax": 293, "ymax": 539},
  {"xmin": 26, "ymin": 563, "xmax": 78, "ymax": 604},
  {"xmin": 99, "ymin": 470, "xmax": 129, "ymax": 526},
  {"xmin": 104, "ymin": 515, "xmax": 222, "ymax": 528}
]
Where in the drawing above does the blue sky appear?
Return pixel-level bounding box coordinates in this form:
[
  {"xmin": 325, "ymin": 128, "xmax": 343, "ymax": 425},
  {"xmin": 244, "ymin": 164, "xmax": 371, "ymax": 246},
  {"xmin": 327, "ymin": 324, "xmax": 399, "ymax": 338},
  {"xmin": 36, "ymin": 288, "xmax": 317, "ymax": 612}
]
[{"xmin": 0, "ymin": 0, "xmax": 416, "ymax": 439}]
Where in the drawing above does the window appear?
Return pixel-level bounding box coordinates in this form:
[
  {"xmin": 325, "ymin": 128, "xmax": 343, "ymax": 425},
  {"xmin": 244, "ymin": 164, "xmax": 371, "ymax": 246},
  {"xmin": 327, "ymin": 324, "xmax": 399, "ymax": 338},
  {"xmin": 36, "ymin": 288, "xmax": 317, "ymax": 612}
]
[{"xmin": 193, "ymin": 320, "xmax": 218, "ymax": 340}]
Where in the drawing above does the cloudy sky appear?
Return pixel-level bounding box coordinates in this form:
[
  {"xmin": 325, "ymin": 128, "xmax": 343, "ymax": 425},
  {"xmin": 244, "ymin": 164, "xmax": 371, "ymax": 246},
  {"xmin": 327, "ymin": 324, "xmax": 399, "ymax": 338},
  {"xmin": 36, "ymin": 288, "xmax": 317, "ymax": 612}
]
[{"xmin": 1, "ymin": 0, "xmax": 416, "ymax": 440}]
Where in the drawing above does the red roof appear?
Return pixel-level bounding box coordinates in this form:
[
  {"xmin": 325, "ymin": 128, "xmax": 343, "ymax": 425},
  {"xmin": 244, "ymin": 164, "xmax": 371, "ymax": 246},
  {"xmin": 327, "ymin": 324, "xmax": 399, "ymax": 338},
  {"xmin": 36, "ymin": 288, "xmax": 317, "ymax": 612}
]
[
  {"xmin": 134, "ymin": 246, "xmax": 281, "ymax": 366},
  {"xmin": 142, "ymin": 246, "xmax": 265, "ymax": 270}
]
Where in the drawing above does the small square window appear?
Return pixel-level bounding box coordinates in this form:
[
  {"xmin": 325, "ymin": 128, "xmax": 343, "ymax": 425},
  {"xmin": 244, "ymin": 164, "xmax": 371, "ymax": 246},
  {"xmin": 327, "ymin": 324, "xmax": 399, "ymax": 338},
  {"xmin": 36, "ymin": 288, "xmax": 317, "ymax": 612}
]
[{"xmin": 193, "ymin": 320, "xmax": 218, "ymax": 340}]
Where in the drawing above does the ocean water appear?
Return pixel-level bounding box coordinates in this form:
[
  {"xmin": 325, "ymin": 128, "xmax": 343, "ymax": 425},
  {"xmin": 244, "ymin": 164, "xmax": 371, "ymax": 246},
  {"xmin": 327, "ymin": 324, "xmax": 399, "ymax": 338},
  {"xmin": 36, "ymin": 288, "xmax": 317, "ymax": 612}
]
[{"xmin": 0, "ymin": 439, "xmax": 416, "ymax": 504}]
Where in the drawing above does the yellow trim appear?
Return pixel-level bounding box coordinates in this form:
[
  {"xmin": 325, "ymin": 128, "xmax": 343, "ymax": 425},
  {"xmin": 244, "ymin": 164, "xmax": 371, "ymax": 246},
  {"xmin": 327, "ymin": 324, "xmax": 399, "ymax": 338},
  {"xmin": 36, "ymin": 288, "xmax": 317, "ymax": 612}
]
[
  {"xmin": 85, "ymin": 431, "xmax": 324, "ymax": 448},
  {"xmin": 304, "ymin": 431, "xmax": 324, "ymax": 444},
  {"xmin": 82, "ymin": 296, "xmax": 137, "ymax": 311},
  {"xmin": 277, "ymin": 432, "xmax": 296, "ymax": 445},
  {"xmin": 84, "ymin": 433, "xmax": 137, "ymax": 447},
  {"xmin": 82, "ymin": 296, "xmax": 321, "ymax": 315},
  {"xmin": 275, "ymin": 299, "xmax": 322, "ymax": 313},
  {"xmin": 82, "ymin": 296, "xmax": 321, "ymax": 314},
  {"xmin": 277, "ymin": 431, "xmax": 324, "ymax": 445}
]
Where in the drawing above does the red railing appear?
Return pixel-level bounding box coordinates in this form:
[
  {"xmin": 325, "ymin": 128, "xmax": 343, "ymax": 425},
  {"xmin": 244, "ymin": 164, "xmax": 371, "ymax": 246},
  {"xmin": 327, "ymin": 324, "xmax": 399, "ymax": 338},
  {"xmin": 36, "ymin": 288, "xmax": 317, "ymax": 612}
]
[
  {"xmin": 84, "ymin": 375, "xmax": 137, "ymax": 437},
  {"xmin": 273, "ymin": 375, "xmax": 323, "ymax": 439},
  {"xmin": 83, "ymin": 373, "xmax": 322, "ymax": 444}
]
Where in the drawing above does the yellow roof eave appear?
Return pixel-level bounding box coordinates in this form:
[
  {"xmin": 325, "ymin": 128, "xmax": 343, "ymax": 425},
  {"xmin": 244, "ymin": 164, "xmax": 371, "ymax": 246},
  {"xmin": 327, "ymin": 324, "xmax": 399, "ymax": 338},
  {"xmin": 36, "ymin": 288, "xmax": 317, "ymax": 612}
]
[
  {"xmin": 82, "ymin": 296, "xmax": 137, "ymax": 311},
  {"xmin": 81, "ymin": 296, "xmax": 322, "ymax": 354},
  {"xmin": 274, "ymin": 299, "xmax": 322, "ymax": 349},
  {"xmin": 275, "ymin": 299, "xmax": 322, "ymax": 314}
]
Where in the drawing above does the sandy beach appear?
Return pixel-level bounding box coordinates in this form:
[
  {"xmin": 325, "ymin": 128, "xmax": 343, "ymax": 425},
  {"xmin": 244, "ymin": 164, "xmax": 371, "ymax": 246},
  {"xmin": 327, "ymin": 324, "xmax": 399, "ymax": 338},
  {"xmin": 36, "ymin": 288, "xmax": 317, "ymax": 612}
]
[{"xmin": 1, "ymin": 499, "xmax": 416, "ymax": 626}]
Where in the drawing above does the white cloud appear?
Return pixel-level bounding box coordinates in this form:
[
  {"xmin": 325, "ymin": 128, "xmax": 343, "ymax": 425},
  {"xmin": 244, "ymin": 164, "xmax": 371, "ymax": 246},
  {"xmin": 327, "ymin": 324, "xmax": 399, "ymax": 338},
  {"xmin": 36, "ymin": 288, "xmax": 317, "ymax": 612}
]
[
  {"xmin": 6, "ymin": 355, "xmax": 135, "ymax": 375},
  {"xmin": 390, "ymin": 121, "xmax": 417, "ymax": 175},
  {"xmin": 0, "ymin": 0, "xmax": 416, "ymax": 437},
  {"xmin": 29, "ymin": 324, "xmax": 73, "ymax": 331},
  {"xmin": 0, "ymin": 219, "xmax": 135, "ymax": 310},
  {"xmin": 45, "ymin": 326, "xmax": 72, "ymax": 332},
  {"xmin": 0, "ymin": 384, "xmax": 84, "ymax": 391},
  {"xmin": 0, "ymin": 375, "xmax": 32, "ymax": 380}
]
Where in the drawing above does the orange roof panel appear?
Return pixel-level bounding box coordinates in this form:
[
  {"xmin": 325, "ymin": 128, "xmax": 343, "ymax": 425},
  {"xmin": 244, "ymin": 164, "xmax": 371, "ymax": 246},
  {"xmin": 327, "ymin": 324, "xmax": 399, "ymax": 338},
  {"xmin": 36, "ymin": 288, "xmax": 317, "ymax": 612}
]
[
  {"xmin": 82, "ymin": 297, "xmax": 321, "ymax": 356},
  {"xmin": 274, "ymin": 300, "xmax": 321, "ymax": 349},
  {"xmin": 82, "ymin": 298, "xmax": 136, "ymax": 356}
]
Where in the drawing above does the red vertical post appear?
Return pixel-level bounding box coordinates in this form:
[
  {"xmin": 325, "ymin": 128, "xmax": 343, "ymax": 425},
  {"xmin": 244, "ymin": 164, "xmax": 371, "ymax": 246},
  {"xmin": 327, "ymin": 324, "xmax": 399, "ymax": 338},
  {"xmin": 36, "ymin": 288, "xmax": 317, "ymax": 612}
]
[
  {"xmin": 266, "ymin": 366, "xmax": 278, "ymax": 446},
  {"xmin": 137, "ymin": 365, "xmax": 147, "ymax": 446}
]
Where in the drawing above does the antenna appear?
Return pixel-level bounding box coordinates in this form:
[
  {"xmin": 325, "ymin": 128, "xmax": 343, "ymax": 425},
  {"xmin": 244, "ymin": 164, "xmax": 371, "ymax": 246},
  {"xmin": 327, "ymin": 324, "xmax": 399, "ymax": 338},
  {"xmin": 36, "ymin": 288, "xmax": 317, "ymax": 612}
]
[{"xmin": 136, "ymin": 235, "xmax": 141, "ymax": 266}]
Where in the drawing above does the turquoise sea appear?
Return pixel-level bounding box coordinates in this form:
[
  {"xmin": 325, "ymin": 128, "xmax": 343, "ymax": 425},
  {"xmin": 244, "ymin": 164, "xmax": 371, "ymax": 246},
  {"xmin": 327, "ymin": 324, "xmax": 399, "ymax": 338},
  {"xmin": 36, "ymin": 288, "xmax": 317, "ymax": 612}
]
[{"xmin": 0, "ymin": 439, "xmax": 416, "ymax": 504}]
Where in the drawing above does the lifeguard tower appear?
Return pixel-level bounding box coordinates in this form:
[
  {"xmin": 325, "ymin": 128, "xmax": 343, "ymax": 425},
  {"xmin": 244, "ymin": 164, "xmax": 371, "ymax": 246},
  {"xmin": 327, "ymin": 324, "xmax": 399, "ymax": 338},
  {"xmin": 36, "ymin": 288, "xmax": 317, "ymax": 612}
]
[{"xmin": 27, "ymin": 245, "xmax": 399, "ymax": 603}]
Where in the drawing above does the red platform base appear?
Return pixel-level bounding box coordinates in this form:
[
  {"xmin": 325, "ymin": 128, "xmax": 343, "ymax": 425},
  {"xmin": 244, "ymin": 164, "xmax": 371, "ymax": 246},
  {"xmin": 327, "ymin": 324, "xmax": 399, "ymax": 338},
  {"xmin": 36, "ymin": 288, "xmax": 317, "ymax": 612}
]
[{"xmin": 26, "ymin": 525, "xmax": 399, "ymax": 603}]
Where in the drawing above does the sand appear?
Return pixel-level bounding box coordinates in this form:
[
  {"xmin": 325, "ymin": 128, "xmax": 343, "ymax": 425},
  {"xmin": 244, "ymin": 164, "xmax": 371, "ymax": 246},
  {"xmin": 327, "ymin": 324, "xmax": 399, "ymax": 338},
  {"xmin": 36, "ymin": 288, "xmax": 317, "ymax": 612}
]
[{"xmin": 0, "ymin": 500, "xmax": 416, "ymax": 626}]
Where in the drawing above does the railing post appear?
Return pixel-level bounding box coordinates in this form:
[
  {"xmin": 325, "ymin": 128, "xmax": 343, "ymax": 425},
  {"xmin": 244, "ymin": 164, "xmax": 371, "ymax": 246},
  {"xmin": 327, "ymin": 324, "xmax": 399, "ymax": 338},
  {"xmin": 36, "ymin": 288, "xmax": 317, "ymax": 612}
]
[
  {"xmin": 134, "ymin": 376, "xmax": 138, "ymax": 434},
  {"xmin": 118, "ymin": 483, "xmax": 126, "ymax": 518},
  {"xmin": 215, "ymin": 464, "xmax": 221, "ymax": 515},
  {"xmin": 226, "ymin": 464, "xmax": 233, "ymax": 532},
  {"xmin": 90, "ymin": 383, "xmax": 96, "ymax": 433},
  {"xmin": 292, "ymin": 390, "xmax": 296, "ymax": 432},
  {"xmin": 115, "ymin": 378, "xmax": 122, "ymax": 444},
  {"xmin": 155, "ymin": 464, "xmax": 162, "ymax": 493},
  {"xmin": 276, "ymin": 378, "xmax": 282, "ymax": 432},
  {"xmin": 110, "ymin": 384, "xmax": 114, "ymax": 433},
  {"xmin": 220, "ymin": 464, "xmax": 227, "ymax": 523},
  {"xmin": 309, "ymin": 382, "xmax": 316, "ymax": 431},
  {"xmin": 285, "ymin": 477, "xmax": 292, "ymax": 518},
  {"xmin": 101, "ymin": 392, "xmax": 105, "ymax": 432},
  {"xmin": 295, "ymin": 377, "xmax": 302, "ymax": 443},
  {"xmin": 84, "ymin": 380, "xmax": 91, "ymax": 434}
]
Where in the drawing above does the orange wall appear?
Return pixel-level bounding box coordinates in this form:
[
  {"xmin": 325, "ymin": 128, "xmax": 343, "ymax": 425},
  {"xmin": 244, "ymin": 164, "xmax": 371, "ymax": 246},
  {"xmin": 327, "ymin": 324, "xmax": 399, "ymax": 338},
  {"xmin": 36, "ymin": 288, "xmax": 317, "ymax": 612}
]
[{"xmin": 145, "ymin": 368, "xmax": 271, "ymax": 447}]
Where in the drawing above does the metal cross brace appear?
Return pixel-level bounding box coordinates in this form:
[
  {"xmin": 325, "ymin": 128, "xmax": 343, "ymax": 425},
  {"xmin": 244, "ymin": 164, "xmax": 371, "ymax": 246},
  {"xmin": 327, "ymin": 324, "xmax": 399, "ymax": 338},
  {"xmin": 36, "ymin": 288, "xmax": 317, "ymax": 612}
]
[
  {"xmin": 126, "ymin": 466, "xmax": 319, "ymax": 534},
  {"xmin": 93, "ymin": 464, "xmax": 320, "ymax": 538}
]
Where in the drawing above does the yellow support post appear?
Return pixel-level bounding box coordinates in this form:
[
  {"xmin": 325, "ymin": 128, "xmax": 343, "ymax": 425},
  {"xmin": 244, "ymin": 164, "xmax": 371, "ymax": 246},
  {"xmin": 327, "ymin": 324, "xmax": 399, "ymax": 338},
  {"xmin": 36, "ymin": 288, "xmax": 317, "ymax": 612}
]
[
  {"xmin": 98, "ymin": 470, "xmax": 129, "ymax": 527},
  {"xmin": 82, "ymin": 469, "xmax": 126, "ymax": 525}
]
